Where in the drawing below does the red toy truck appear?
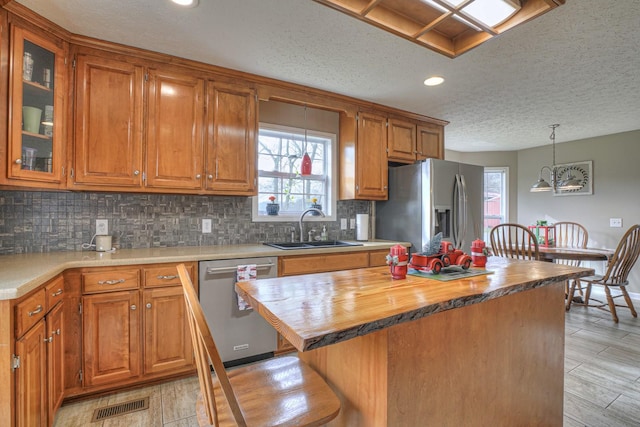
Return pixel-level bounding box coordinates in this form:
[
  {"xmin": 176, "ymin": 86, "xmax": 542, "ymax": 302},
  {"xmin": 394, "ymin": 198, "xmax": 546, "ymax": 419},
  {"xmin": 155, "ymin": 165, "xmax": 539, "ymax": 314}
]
[{"xmin": 409, "ymin": 241, "xmax": 472, "ymax": 274}]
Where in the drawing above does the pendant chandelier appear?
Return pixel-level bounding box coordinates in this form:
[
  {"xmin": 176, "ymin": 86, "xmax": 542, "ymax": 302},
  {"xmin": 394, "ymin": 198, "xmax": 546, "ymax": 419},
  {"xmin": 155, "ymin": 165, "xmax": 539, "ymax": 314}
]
[{"xmin": 530, "ymin": 124, "xmax": 582, "ymax": 193}]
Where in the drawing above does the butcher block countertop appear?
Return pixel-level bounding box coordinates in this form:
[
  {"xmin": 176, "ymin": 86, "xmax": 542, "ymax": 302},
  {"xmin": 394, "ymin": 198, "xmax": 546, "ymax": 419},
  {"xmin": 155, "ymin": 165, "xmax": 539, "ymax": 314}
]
[
  {"xmin": 235, "ymin": 257, "xmax": 594, "ymax": 352},
  {"xmin": 0, "ymin": 240, "xmax": 404, "ymax": 300}
]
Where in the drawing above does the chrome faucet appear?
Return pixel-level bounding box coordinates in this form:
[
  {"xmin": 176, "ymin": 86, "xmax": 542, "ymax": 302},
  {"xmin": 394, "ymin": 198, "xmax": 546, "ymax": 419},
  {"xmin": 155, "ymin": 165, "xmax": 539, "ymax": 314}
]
[{"xmin": 299, "ymin": 208, "xmax": 325, "ymax": 242}]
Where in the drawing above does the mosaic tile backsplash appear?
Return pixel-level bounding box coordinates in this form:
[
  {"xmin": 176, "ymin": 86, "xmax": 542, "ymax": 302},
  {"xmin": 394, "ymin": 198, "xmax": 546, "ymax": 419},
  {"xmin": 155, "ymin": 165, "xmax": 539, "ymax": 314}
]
[{"xmin": 0, "ymin": 191, "xmax": 370, "ymax": 255}]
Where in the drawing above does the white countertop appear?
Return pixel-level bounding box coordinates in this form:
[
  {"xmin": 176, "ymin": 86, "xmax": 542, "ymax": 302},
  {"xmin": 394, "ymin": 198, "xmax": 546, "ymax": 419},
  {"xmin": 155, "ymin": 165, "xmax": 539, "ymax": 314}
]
[{"xmin": 0, "ymin": 241, "xmax": 406, "ymax": 300}]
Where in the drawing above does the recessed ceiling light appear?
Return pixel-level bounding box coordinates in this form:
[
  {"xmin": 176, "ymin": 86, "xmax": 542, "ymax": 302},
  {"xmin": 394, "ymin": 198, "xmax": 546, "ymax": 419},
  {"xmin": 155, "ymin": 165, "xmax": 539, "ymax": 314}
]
[
  {"xmin": 424, "ymin": 76, "xmax": 444, "ymax": 86},
  {"xmin": 171, "ymin": 0, "xmax": 199, "ymax": 7}
]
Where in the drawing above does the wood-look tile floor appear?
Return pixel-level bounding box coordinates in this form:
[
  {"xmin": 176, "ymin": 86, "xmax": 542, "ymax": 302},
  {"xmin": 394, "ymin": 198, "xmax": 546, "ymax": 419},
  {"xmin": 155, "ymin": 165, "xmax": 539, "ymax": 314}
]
[{"xmin": 54, "ymin": 290, "xmax": 640, "ymax": 427}]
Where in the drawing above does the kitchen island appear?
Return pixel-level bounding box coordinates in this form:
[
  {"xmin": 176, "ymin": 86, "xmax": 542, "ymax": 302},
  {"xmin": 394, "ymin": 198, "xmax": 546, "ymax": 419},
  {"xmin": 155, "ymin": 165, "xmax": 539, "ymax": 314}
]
[{"xmin": 235, "ymin": 257, "xmax": 593, "ymax": 426}]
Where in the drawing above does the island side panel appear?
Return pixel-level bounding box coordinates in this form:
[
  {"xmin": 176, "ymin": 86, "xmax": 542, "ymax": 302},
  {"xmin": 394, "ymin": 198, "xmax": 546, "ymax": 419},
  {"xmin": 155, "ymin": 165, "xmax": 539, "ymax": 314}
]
[
  {"xmin": 299, "ymin": 330, "xmax": 390, "ymax": 427},
  {"xmin": 387, "ymin": 281, "xmax": 566, "ymax": 426}
]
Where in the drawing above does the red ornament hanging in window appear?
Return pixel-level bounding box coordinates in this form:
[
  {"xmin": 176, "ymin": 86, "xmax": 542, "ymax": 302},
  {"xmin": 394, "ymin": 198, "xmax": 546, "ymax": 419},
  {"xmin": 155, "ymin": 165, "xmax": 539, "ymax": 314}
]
[{"xmin": 301, "ymin": 152, "xmax": 312, "ymax": 176}]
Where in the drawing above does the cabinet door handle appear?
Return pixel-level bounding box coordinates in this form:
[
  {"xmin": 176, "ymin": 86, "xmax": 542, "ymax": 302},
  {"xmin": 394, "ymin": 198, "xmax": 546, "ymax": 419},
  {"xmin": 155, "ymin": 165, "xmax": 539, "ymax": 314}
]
[
  {"xmin": 97, "ymin": 279, "xmax": 125, "ymax": 285},
  {"xmin": 51, "ymin": 289, "xmax": 63, "ymax": 297},
  {"xmin": 196, "ymin": 174, "xmax": 201, "ymax": 179},
  {"xmin": 45, "ymin": 337, "xmax": 52, "ymax": 343},
  {"xmin": 15, "ymin": 158, "xmax": 22, "ymax": 164},
  {"xmin": 28, "ymin": 305, "xmax": 43, "ymax": 316},
  {"xmin": 55, "ymin": 328, "xmax": 61, "ymax": 335},
  {"xmin": 134, "ymin": 170, "xmax": 140, "ymax": 176},
  {"xmin": 156, "ymin": 275, "xmax": 178, "ymax": 280},
  {"xmin": 131, "ymin": 305, "xmax": 137, "ymax": 311},
  {"xmin": 208, "ymin": 174, "xmax": 213, "ymax": 180},
  {"xmin": 146, "ymin": 303, "xmax": 152, "ymax": 309}
]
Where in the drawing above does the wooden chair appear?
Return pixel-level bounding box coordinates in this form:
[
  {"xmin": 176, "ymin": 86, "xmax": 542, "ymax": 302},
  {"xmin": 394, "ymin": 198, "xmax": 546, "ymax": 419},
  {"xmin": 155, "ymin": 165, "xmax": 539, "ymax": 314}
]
[
  {"xmin": 490, "ymin": 223, "xmax": 540, "ymax": 260},
  {"xmin": 176, "ymin": 264, "xmax": 341, "ymax": 426},
  {"xmin": 554, "ymin": 222, "xmax": 589, "ymax": 294},
  {"xmin": 566, "ymin": 224, "xmax": 640, "ymax": 323}
]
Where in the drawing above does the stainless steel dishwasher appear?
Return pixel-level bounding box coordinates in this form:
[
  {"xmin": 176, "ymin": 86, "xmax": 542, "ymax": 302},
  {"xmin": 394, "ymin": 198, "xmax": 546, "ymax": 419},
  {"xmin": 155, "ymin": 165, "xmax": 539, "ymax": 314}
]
[{"xmin": 199, "ymin": 257, "xmax": 278, "ymax": 366}]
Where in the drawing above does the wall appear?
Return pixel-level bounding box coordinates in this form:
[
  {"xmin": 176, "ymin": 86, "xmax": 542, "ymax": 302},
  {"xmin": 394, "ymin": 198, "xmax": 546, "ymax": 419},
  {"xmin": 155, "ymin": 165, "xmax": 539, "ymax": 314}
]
[
  {"xmin": 518, "ymin": 130, "xmax": 640, "ymax": 293},
  {"xmin": 0, "ymin": 191, "xmax": 368, "ymax": 254}
]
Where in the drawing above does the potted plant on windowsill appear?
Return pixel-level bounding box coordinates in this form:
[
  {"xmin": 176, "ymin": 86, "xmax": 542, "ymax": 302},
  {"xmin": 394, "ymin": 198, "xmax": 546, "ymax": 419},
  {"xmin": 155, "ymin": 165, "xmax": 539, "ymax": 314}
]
[
  {"xmin": 266, "ymin": 196, "xmax": 279, "ymax": 216},
  {"xmin": 309, "ymin": 197, "xmax": 322, "ymax": 215}
]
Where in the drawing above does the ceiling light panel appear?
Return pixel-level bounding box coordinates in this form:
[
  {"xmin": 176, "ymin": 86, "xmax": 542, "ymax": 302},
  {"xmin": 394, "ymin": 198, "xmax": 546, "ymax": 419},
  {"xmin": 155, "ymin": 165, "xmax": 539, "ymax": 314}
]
[
  {"xmin": 460, "ymin": 0, "xmax": 519, "ymax": 28},
  {"xmin": 313, "ymin": 0, "xmax": 564, "ymax": 58}
]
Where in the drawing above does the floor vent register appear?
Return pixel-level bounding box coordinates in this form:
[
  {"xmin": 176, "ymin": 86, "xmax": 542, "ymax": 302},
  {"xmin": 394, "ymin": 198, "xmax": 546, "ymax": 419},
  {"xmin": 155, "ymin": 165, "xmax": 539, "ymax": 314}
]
[{"xmin": 91, "ymin": 397, "xmax": 150, "ymax": 422}]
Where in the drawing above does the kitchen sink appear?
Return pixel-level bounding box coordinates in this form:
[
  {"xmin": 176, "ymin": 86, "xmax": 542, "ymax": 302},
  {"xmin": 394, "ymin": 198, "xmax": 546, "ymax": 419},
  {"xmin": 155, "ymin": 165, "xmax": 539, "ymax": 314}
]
[{"xmin": 264, "ymin": 241, "xmax": 363, "ymax": 250}]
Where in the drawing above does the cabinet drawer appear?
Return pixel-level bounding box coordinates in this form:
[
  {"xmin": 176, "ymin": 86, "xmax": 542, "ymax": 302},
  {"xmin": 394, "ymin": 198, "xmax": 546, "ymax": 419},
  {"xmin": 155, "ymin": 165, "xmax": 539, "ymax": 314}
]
[
  {"xmin": 279, "ymin": 252, "xmax": 369, "ymax": 276},
  {"xmin": 46, "ymin": 275, "xmax": 65, "ymax": 309},
  {"xmin": 82, "ymin": 269, "xmax": 140, "ymax": 294},
  {"xmin": 369, "ymin": 249, "xmax": 392, "ymax": 267},
  {"xmin": 15, "ymin": 288, "xmax": 47, "ymax": 337},
  {"xmin": 144, "ymin": 263, "xmax": 193, "ymax": 288}
]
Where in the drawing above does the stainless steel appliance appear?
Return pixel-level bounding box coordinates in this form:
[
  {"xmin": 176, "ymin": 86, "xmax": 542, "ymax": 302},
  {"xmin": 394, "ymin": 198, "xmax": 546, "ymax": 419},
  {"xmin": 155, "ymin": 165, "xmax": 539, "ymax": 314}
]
[
  {"xmin": 376, "ymin": 159, "xmax": 484, "ymax": 254},
  {"xmin": 199, "ymin": 257, "xmax": 278, "ymax": 365}
]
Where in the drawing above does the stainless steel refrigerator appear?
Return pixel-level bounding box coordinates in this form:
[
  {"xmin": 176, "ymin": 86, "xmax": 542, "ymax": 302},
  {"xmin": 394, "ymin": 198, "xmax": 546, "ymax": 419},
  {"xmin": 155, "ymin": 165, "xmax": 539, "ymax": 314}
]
[{"xmin": 376, "ymin": 159, "xmax": 484, "ymax": 254}]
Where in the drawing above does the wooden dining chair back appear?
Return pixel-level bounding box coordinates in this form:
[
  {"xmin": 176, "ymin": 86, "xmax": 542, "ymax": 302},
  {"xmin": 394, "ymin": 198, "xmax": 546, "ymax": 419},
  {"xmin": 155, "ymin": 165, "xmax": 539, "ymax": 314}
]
[
  {"xmin": 554, "ymin": 222, "xmax": 589, "ymax": 267},
  {"xmin": 490, "ymin": 223, "xmax": 540, "ymax": 260},
  {"xmin": 176, "ymin": 264, "xmax": 341, "ymax": 427},
  {"xmin": 566, "ymin": 224, "xmax": 640, "ymax": 322}
]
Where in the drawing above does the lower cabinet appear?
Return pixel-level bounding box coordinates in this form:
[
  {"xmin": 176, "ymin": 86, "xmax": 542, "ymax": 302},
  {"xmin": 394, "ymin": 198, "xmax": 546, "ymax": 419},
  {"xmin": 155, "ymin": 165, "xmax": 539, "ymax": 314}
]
[
  {"xmin": 82, "ymin": 290, "xmax": 141, "ymax": 387},
  {"xmin": 78, "ymin": 262, "xmax": 196, "ymax": 393},
  {"xmin": 15, "ymin": 319, "xmax": 47, "ymax": 427},
  {"xmin": 14, "ymin": 275, "xmax": 64, "ymax": 427},
  {"xmin": 143, "ymin": 286, "xmax": 193, "ymax": 375}
]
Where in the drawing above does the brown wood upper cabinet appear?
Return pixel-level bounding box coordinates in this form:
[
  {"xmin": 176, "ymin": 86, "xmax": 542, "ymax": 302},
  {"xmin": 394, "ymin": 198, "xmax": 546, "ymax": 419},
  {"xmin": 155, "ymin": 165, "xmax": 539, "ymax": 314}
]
[
  {"xmin": 205, "ymin": 81, "xmax": 257, "ymax": 195},
  {"xmin": 339, "ymin": 111, "xmax": 389, "ymax": 200},
  {"xmin": 146, "ymin": 68, "xmax": 205, "ymax": 190},
  {"xmin": 387, "ymin": 118, "xmax": 444, "ymax": 163},
  {"xmin": 5, "ymin": 23, "xmax": 67, "ymax": 189},
  {"xmin": 387, "ymin": 117, "xmax": 417, "ymax": 163},
  {"xmin": 72, "ymin": 53, "xmax": 144, "ymax": 189},
  {"xmin": 417, "ymin": 122, "xmax": 444, "ymax": 161},
  {"xmin": 71, "ymin": 49, "xmax": 257, "ymax": 195}
]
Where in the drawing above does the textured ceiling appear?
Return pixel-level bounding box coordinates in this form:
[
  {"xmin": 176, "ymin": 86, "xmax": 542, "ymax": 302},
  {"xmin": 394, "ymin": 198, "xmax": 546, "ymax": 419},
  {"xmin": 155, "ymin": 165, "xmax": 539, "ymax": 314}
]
[{"xmin": 15, "ymin": 0, "xmax": 640, "ymax": 152}]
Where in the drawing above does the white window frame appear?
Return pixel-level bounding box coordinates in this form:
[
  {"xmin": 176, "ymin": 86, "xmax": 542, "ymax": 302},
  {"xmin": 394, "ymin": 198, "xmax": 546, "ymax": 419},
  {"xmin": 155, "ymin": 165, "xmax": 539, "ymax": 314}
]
[
  {"xmin": 484, "ymin": 167, "xmax": 509, "ymax": 242},
  {"xmin": 252, "ymin": 123, "xmax": 337, "ymax": 222}
]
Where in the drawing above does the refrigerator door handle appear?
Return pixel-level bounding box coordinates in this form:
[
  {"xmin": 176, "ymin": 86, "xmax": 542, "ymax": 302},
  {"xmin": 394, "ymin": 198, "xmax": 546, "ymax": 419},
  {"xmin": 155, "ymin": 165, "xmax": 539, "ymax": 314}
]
[
  {"xmin": 453, "ymin": 174, "xmax": 461, "ymax": 248},
  {"xmin": 459, "ymin": 174, "xmax": 468, "ymax": 250}
]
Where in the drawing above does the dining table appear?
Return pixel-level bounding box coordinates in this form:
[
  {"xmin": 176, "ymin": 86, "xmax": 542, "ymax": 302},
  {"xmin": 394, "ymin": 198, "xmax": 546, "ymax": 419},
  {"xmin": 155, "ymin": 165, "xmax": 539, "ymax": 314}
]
[{"xmin": 537, "ymin": 246, "xmax": 614, "ymax": 262}]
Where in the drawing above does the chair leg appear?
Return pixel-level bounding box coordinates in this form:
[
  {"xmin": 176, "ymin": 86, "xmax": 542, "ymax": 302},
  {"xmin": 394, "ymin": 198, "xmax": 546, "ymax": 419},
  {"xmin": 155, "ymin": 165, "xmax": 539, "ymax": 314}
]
[
  {"xmin": 584, "ymin": 283, "xmax": 592, "ymax": 305},
  {"xmin": 620, "ymin": 286, "xmax": 638, "ymax": 318},
  {"xmin": 566, "ymin": 281, "xmax": 577, "ymax": 311},
  {"xmin": 604, "ymin": 285, "xmax": 619, "ymax": 323}
]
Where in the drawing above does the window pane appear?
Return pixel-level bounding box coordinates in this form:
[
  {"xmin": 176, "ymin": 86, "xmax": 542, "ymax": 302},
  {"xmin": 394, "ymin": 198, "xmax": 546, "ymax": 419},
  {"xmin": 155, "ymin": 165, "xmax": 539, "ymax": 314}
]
[
  {"xmin": 484, "ymin": 168, "xmax": 508, "ymax": 242},
  {"xmin": 257, "ymin": 124, "xmax": 333, "ymax": 218}
]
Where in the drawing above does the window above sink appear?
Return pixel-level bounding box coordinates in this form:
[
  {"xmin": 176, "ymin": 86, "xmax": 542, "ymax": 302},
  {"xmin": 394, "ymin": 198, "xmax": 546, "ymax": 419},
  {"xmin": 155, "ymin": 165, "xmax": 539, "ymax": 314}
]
[{"xmin": 251, "ymin": 102, "xmax": 339, "ymax": 223}]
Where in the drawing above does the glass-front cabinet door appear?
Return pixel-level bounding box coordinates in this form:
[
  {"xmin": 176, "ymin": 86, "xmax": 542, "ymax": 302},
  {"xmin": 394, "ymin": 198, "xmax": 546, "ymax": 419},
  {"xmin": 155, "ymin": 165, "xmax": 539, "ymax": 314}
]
[{"xmin": 8, "ymin": 25, "xmax": 66, "ymax": 184}]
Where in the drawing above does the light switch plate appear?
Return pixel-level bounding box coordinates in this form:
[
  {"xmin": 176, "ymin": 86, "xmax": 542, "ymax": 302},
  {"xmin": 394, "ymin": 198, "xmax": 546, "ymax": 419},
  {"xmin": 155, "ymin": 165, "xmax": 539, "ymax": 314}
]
[
  {"xmin": 202, "ymin": 218, "xmax": 212, "ymax": 233},
  {"xmin": 609, "ymin": 218, "xmax": 622, "ymax": 228},
  {"xmin": 340, "ymin": 218, "xmax": 347, "ymax": 230},
  {"xmin": 350, "ymin": 218, "xmax": 356, "ymax": 229}
]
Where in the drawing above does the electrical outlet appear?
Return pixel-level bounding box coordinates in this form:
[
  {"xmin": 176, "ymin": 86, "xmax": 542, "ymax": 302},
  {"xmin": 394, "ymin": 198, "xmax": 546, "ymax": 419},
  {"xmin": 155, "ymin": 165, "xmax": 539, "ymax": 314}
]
[
  {"xmin": 96, "ymin": 219, "xmax": 108, "ymax": 236},
  {"xmin": 340, "ymin": 218, "xmax": 347, "ymax": 230},
  {"xmin": 350, "ymin": 218, "xmax": 356, "ymax": 229},
  {"xmin": 202, "ymin": 219, "xmax": 212, "ymax": 233},
  {"xmin": 610, "ymin": 218, "xmax": 622, "ymax": 228}
]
